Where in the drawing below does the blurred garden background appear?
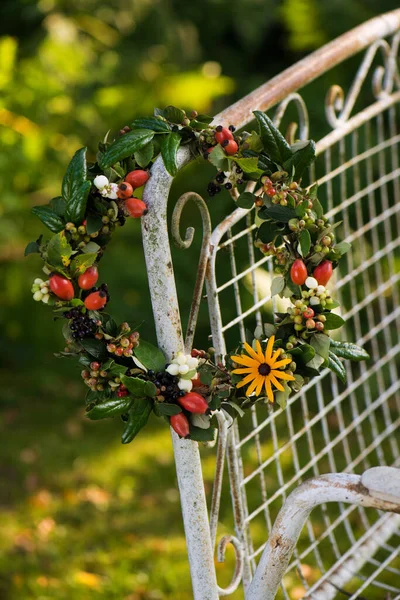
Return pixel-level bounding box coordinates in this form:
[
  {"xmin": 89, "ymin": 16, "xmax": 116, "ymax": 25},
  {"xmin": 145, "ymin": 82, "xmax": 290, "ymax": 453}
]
[{"xmin": 1, "ymin": 1, "xmax": 399, "ymax": 598}]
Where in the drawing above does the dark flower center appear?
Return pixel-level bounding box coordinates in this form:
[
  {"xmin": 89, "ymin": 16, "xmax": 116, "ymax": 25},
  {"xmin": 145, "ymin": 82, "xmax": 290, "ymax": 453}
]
[{"xmin": 258, "ymin": 363, "xmax": 271, "ymax": 376}]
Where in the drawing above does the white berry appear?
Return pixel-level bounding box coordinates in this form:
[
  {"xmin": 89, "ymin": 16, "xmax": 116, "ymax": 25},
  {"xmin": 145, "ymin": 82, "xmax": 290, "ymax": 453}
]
[
  {"xmin": 34, "ymin": 278, "xmax": 44, "ymax": 285},
  {"xmin": 309, "ymin": 296, "xmax": 320, "ymax": 305},
  {"xmin": 178, "ymin": 364, "xmax": 189, "ymax": 375},
  {"xmin": 33, "ymin": 291, "xmax": 43, "ymax": 301},
  {"xmin": 42, "ymin": 294, "xmax": 50, "ymax": 304},
  {"xmin": 316, "ymin": 285, "xmax": 325, "ymax": 294},
  {"xmin": 166, "ymin": 363, "xmax": 180, "ymax": 376},
  {"xmin": 178, "ymin": 378, "xmax": 193, "ymax": 392},
  {"xmin": 93, "ymin": 175, "xmax": 109, "ymax": 189},
  {"xmin": 305, "ymin": 276, "xmax": 318, "ymax": 289}
]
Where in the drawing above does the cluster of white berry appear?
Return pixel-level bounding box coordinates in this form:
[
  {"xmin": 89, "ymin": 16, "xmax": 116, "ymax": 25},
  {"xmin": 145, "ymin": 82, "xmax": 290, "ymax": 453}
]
[
  {"xmin": 166, "ymin": 352, "xmax": 199, "ymax": 392},
  {"xmin": 31, "ymin": 278, "xmax": 51, "ymax": 304},
  {"xmin": 302, "ymin": 276, "xmax": 333, "ymax": 307}
]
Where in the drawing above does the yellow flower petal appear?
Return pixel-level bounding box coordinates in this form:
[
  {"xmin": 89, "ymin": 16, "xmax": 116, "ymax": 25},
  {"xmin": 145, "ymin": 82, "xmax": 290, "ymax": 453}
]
[
  {"xmin": 236, "ymin": 373, "xmax": 257, "ymax": 388},
  {"xmin": 245, "ymin": 376, "xmax": 261, "ymax": 396},
  {"xmin": 264, "ymin": 377, "xmax": 274, "ymax": 403},
  {"xmin": 232, "ymin": 367, "xmax": 258, "ymax": 375},
  {"xmin": 269, "ymin": 374, "xmax": 285, "ymax": 392},
  {"xmin": 270, "ymin": 358, "xmax": 292, "ymax": 369},
  {"xmin": 255, "ymin": 339, "xmax": 265, "ymax": 361},
  {"xmin": 271, "ymin": 370, "xmax": 295, "ymax": 381},
  {"xmin": 231, "ymin": 355, "xmax": 258, "ymax": 367},
  {"xmin": 243, "ymin": 342, "xmax": 262, "ymax": 362},
  {"xmin": 265, "ymin": 335, "xmax": 275, "ymax": 361},
  {"xmin": 270, "ymin": 349, "xmax": 281, "ymax": 363},
  {"xmin": 255, "ymin": 376, "xmax": 264, "ymax": 396}
]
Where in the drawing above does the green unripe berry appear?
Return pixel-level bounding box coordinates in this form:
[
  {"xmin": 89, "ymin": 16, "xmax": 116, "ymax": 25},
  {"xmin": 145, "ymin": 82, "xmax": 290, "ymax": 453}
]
[
  {"xmin": 314, "ymin": 244, "xmax": 322, "ymax": 252},
  {"xmin": 65, "ymin": 222, "xmax": 75, "ymax": 231},
  {"xmin": 294, "ymin": 315, "xmax": 303, "ymax": 324},
  {"xmin": 294, "ymin": 324, "xmax": 303, "ymax": 331},
  {"xmin": 288, "ymin": 335, "xmax": 297, "ymax": 345},
  {"xmin": 322, "ymin": 246, "xmax": 330, "ymax": 255},
  {"xmin": 322, "ymin": 236, "xmax": 331, "ymax": 246},
  {"xmin": 289, "ymin": 361, "xmax": 297, "ymax": 371},
  {"xmin": 286, "ymin": 342, "xmax": 294, "ymax": 350},
  {"xmin": 78, "ymin": 225, "xmax": 86, "ymax": 235}
]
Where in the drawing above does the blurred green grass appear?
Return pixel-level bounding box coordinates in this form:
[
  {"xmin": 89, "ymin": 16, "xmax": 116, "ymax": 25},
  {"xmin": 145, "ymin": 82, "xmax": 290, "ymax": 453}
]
[{"xmin": 1, "ymin": 0, "xmax": 400, "ymax": 598}]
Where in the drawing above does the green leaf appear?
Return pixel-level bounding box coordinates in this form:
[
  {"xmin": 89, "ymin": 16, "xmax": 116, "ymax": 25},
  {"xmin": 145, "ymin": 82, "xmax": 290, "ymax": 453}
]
[
  {"xmin": 237, "ymin": 192, "xmax": 255, "ymax": 209},
  {"xmin": 275, "ymin": 382, "xmax": 291, "ymax": 409},
  {"xmin": 134, "ymin": 340, "xmax": 166, "ymax": 372},
  {"xmin": 46, "ymin": 231, "xmax": 73, "ymax": 268},
  {"xmin": 121, "ymin": 398, "xmax": 152, "ymax": 444},
  {"xmin": 189, "ymin": 424, "xmax": 216, "ymax": 442},
  {"xmin": 160, "ymin": 132, "xmax": 181, "ymax": 176},
  {"xmin": 62, "ymin": 147, "xmax": 87, "ymax": 203},
  {"xmin": 327, "ymin": 351, "xmax": 347, "ymax": 383},
  {"xmin": 134, "ymin": 141, "xmax": 154, "ymax": 168},
  {"xmin": 195, "ymin": 113, "xmax": 213, "ymax": 124},
  {"xmin": 207, "ymin": 144, "xmax": 229, "ymax": 171},
  {"xmin": 306, "ymin": 353, "xmax": 325, "ymax": 370},
  {"xmin": 284, "ymin": 140, "xmax": 316, "ymax": 179},
  {"xmin": 257, "ymin": 220, "xmax": 279, "ymax": 243},
  {"xmin": 144, "ymin": 381, "xmax": 157, "ymax": 397},
  {"xmin": 80, "ymin": 338, "xmax": 108, "ymax": 360},
  {"xmin": 290, "ymin": 343, "xmax": 315, "ymax": 365},
  {"xmin": 253, "ymin": 111, "xmax": 292, "ymax": 164},
  {"xmin": 70, "ymin": 252, "xmax": 97, "ymax": 276},
  {"xmin": 199, "ymin": 365, "xmax": 213, "ymax": 386},
  {"xmin": 49, "ymin": 196, "xmax": 66, "ymax": 217},
  {"xmin": 86, "ymin": 397, "xmax": 133, "ymax": 420},
  {"xmin": 86, "ymin": 214, "xmax": 103, "ymax": 235},
  {"xmin": 65, "ymin": 180, "xmax": 91, "ymax": 225},
  {"xmin": 323, "ymin": 312, "xmax": 345, "ymax": 330},
  {"xmin": 330, "ymin": 340, "xmax": 370, "ymax": 361},
  {"xmin": 130, "ymin": 117, "xmax": 171, "ymax": 132},
  {"xmin": 155, "ymin": 402, "xmax": 182, "ymax": 416},
  {"xmin": 161, "ymin": 106, "xmax": 186, "ymax": 124},
  {"xmin": 334, "ymin": 241, "xmax": 352, "ymax": 255},
  {"xmin": 261, "ymin": 205, "xmax": 297, "ymax": 223},
  {"xmin": 299, "ymin": 229, "xmax": 311, "ymax": 257},
  {"xmin": 24, "ymin": 240, "xmax": 40, "ymax": 256},
  {"xmin": 120, "ymin": 375, "xmax": 147, "ymax": 398},
  {"xmin": 234, "ymin": 157, "xmax": 259, "ymax": 173},
  {"xmin": 31, "ymin": 206, "xmax": 65, "ymax": 233},
  {"xmin": 310, "ymin": 333, "xmax": 330, "ymax": 360},
  {"xmin": 245, "ymin": 131, "xmax": 264, "ymax": 153},
  {"xmin": 100, "ymin": 129, "xmax": 155, "ymax": 169},
  {"xmin": 295, "ymin": 199, "xmax": 309, "ymax": 218},
  {"xmin": 82, "ymin": 241, "xmax": 101, "ymax": 254},
  {"xmin": 271, "ymin": 276, "xmax": 285, "ymax": 296}
]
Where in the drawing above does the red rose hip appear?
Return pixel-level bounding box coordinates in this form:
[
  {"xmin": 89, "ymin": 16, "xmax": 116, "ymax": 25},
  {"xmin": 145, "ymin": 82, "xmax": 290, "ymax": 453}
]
[
  {"xmin": 117, "ymin": 182, "xmax": 133, "ymax": 199},
  {"xmin": 170, "ymin": 413, "xmax": 190, "ymax": 438},
  {"xmin": 124, "ymin": 170, "xmax": 150, "ymax": 189},
  {"xmin": 84, "ymin": 290, "xmax": 108, "ymax": 310},
  {"xmin": 290, "ymin": 259, "xmax": 308, "ymax": 286},
  {"xmin": 125, "ymin": 198, "xmax": 148, "ymax": 218},
  {"xmin": 78, "ymin": 265, "xmax": 98, "ymax": 290},
  {"xmin": 177, "ymin": 392, "xmax": 209, "ymax": 414},
  {"xmin": 49, "ymin": 273, "xmax": 75, "ymax": 301},
  {"xmin": 215, "ymin": 126, "xmax": 233, "ymax": 144},
  {"xmin": 313, "ymin": 260, "xmax": 333, "ymax": 286},
  {"xmin": 223, "ymin": 139, "xmax": 238, "ymax": 155}
]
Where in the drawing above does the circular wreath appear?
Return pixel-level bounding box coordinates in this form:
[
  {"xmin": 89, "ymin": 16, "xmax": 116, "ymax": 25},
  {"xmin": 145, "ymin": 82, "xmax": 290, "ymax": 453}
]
[{"xmin": 26, "ymin": 106, "xmax": 369, "ymax": 444}]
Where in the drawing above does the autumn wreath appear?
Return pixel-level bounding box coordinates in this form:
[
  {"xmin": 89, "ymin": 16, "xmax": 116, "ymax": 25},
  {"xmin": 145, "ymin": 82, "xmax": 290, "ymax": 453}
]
[{"xmin": 26, "ymin": 106, "xmax": 369, "ymax": 443}]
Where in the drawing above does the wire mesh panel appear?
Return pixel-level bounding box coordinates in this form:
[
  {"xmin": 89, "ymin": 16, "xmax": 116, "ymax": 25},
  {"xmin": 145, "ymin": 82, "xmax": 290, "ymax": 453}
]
[{"xmin": 203, "ymin": 29, "xmax": 400, "ymax": 600}]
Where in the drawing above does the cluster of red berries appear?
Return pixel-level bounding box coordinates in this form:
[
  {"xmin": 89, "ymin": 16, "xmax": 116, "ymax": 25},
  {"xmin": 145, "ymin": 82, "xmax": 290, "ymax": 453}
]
[
  {"xmin": 81, "ymin": 361, "xmax": 125, "ymax": 393},
  {"xmin": 290, "ymin": 259, "xmax": 333, "ymax": 287},
  {"xmin": 117, "ymin": 170, "xmax": 149, "ymax": 218},
  {"xmin": 106, "ymin": 323, "xmax": 140, "ymax": 358}
]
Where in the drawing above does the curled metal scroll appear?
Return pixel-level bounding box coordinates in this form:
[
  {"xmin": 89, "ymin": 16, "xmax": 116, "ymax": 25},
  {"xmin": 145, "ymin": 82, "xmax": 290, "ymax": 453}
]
[
  {"xmin": 171, "ymin": 192, "xmax": 212, "ymax": 353},
  {"xmin": 273, "ymin": 92, "xmax": 310, "ymax": 141},
  {"xmin": 325, "ymin": 33, "xmax": 400, "ymax": 128}
]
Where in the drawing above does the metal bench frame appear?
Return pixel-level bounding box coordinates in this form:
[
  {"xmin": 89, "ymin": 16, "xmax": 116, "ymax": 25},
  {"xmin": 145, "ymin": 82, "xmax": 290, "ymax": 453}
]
[{"xmin": 141, "ymin": 10, "xmax": 400, "ymax": 599}]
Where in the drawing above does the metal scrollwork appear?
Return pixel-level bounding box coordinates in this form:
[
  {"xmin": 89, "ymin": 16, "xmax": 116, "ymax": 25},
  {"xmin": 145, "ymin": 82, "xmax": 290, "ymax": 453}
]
[
  {"xmin": 325, "ymin": 33, "xmax": 400, "ymax": 128},
  {"xmin": 273, "ymin": 92, "xmax": 310, "ymax": 142},
  {"xmin": 171, "ymin": 192, "xmax": 212, "ymax": 353}
]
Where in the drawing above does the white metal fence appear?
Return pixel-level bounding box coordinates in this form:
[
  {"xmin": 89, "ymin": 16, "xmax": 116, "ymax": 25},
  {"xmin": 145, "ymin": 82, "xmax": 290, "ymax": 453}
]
[{"xmin": 142, "ymin": 10, "xmax": 400, "ymax": 600}]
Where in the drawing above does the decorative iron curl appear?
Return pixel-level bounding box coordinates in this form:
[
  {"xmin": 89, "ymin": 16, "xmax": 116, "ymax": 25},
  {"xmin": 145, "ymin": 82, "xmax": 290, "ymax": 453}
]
[
  {"xmin": 273, "ymin": 92, "xmax": 310, "ymax": 142},
  {"xmin": 216, "ymin": 534, "xmax": 244, "ymax": 596},
  {"xmin": 171, "ymin": 192, "xmax": 212, "ymax": 353},
  {"xmin": 325, "ymin": 34, "xmax": 400, "ymax": 128}
]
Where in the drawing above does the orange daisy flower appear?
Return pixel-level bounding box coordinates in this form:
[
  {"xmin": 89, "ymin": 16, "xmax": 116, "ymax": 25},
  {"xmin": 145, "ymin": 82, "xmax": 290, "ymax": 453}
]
[{"xmin": 230, "ymin": 335, "xmax": 295, "ymax": 403}]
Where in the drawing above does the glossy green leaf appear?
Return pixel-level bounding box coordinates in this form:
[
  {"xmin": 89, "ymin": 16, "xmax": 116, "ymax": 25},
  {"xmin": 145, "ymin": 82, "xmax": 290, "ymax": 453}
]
[
  {"xmin": 86, "ymin": 214, "xmax": 103, "ymax": 234},
  {"xmin": 130, "ymin": 117, "xmax": 170, "ymax": 132},
  {"xmin": 310, "ymin": 332, "xmax": 330, "ymax": 360},
  {"xmin": 134, "ymin": 141, "xmax": 154, "ymax": 168},
  {"xmin": 189, "ymin": 424, "xmax": 216, "ymax": 442},
  {"xmin": 271, "ymin": 276, "xmax": 285, "ymax": 296},
  {"xmin": 299, "ymin": 228, "xmax": 311, "ymax": 257},
  {"xmin": 295, "ymin": 199, "xmax": 309, "ymax": 218},
  {"xmin": 323, "ymin": 312, "xmax": 345, "ymax": 330},
  {"xmin": 121, "ymin": 398, "xmax": 152, "ymax": 444},
  {"xmin": 284, "ymin": 139, "xmax": 316, "ymax": 179},
  {"xmin": 46, "ymin": 231, "xmax": 73, "ymax": 268},
  {"xmin": 100, "ymin": 129, "xmax": 155, "ymax": 169},
  {"xmin": 260, "ymin": 205, "xmax": 297, "ymax": 223},
  {"xmin": 207, "ymin": 144, "xmax": 229, "ymax": 171},
  {"xmin": 24, "ymin": 240, "xmax": 40, "ymax": 256},
  {"xmin": 234, "ymin": 157, "xmax": 259, "ymax": 173},
  {"xmin": 82, "ymin": 241, "xmax": 101, "ymax": 254},
  {"xmin": 237, "ymin": 192, "xmax": 255, "ymax": 209},
  {"xmin": 253, "ymin": 111, "xmax": 292, "ymax": 164},
  {"xmin": 327, "ymin": 351, "xmax": 347, "ymax": 383},
  {"xmin": 160, "ymin": 132, "xmax": 181, "ymax": 176},
  {"xmin": 133, "ymin": 340, "xmax": 166, "ymax": 372},
  {"xmin": 161, "ymin": 105, "xmax": 186, "ymax": 124},
  {"xmin": 155, "ymin": 402, "xmax": 182, "ymax": 416},
  {"xmin": 120, "ymin": 375, "xmax": 147, "ymax": 397},
  {"xmin": 62, "ymin": 147, "xmax": 87, "ymax": 203},
  {"xmin": 70, "ymin": 252, "xmax": 97, "ymax": 276},
  {"xmin": 330, "ymin": 340, "xmax": 370, "ymax": 361},
  {"xmin": 86, "ymin": 397, "xmax": 133, "ymax": 420},
  {"xmin": 334, "ymin": 241, "xmax": 352, "ymax": 255},
  {"xmin": 31, "ymin": 206, "xmax": 65, "ymax": 233},
  {"xmin": 49, "ymin": 196, "xmax": 66, "ymax": 217},
  {"xmin": 65, "ymin": 180, "xmax": 91, "ymax": 224},
  {"xmin": 80, "ymin": 338, "xmax": 108, "ymax": 360},
  {"xmin": 257, "ymin": 220, "xmax": 279, "ymax": 242}
]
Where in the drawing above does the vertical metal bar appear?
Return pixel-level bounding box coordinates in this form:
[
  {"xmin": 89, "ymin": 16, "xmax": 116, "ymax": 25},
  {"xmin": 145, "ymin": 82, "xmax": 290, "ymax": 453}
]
[{"xmin": 142, "ymin": 149, "xmax": 218, "ymax": 600}]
